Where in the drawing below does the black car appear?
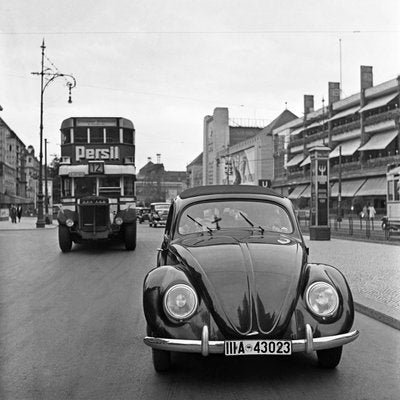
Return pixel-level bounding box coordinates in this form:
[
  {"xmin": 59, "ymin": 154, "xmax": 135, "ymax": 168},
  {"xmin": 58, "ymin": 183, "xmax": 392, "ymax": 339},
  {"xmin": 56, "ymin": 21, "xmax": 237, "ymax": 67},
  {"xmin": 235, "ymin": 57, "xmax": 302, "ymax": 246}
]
[
  {"xmin": 137, "ymin": 207, "xmax": 151, "ymax": 224},
  {"xmin": 143, "ymin": 185, "xmax": 359, "ymax": 372}
]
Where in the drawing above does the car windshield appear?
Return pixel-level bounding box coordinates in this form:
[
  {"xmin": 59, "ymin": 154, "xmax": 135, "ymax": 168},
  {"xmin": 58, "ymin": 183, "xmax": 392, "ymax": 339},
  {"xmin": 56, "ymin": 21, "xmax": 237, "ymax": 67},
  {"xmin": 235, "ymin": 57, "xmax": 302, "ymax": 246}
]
[{"xmin": 178, "ymin": 200, "xmax": 293, "ymax": 235}]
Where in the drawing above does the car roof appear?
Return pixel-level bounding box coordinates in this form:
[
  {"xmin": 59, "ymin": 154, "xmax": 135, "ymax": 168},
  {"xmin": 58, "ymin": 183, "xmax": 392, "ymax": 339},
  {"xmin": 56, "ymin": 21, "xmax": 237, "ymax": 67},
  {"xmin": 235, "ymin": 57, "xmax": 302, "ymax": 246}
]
[{"xmin": 179, "ymin": 185, "xmax": 284, "ymax": 200}]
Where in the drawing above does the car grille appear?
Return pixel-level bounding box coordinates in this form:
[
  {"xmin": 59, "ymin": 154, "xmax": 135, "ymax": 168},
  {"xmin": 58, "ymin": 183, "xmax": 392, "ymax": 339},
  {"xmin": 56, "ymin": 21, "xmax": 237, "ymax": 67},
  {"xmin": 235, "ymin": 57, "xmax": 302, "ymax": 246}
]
[{"xmin": 79, "ymin": 205, "xmax": 109, "ymax": 232}]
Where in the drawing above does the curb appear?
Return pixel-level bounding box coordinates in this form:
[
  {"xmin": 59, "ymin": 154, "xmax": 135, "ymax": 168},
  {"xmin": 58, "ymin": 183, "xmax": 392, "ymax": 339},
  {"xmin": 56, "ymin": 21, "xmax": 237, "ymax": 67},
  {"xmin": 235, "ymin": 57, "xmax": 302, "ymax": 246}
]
[{"xmin": 354, "ymin": 301, "xmax": 400, "ymax": 331}]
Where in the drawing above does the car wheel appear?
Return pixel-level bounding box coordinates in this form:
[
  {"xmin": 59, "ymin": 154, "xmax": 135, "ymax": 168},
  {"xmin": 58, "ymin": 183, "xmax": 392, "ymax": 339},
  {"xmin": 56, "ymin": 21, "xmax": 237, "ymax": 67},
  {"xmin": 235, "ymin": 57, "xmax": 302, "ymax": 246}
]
[
  {"xmin": 152, "ymin": 349, "xmax": 171, "ymax": 372},
  {"xmin": 124, "ymin": 223, "xmax": 137, "ymax": 251},
  {"xmin": 317, "ymin": 346, "xmax": 343, "ymax": 369},
  {"xmin": 58, "ymin": 225, "xmax": 72, "ymax": 253}
]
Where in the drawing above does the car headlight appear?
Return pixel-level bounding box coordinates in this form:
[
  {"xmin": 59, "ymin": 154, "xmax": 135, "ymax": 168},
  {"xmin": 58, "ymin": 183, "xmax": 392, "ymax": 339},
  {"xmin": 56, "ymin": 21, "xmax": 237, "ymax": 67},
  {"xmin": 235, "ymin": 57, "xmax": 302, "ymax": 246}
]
[
  {"xmin": 305, "ymin": 282, "xmax": 339, "ymax": 317},
  {"xmin": 163, "ymin": 284, "xmax": 198, "ymax": 321},
  {"xmin": 115, "ymin": 217, "xmax": 123, "ymax": 225},
  {"xmin": 66, "ymin": 218, "xmax": 74, "ymax": 227}
]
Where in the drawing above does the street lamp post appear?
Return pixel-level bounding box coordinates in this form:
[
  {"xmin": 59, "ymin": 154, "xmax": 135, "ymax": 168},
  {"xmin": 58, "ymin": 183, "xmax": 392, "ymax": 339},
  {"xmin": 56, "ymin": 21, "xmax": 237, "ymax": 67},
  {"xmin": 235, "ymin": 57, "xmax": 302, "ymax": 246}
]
[
  {"xmin": 44, "ymin": 138, "xmax": 49, "ymax": 219},
  {"xmin": 32, "ymin": 39, "xmax": 76, "ymax": 228}
]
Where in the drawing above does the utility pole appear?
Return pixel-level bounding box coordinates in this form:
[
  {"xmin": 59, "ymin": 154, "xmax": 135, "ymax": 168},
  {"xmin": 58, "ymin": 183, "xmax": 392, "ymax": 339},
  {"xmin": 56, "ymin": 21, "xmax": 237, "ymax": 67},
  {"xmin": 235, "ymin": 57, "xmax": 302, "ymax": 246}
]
[
  {"xmin": 31, "ymin": 39, "xmax": 76, "ymax": 228},
  {"xmin": 44, "ymin": 138, "xmax": 49, "ymax": 219}
]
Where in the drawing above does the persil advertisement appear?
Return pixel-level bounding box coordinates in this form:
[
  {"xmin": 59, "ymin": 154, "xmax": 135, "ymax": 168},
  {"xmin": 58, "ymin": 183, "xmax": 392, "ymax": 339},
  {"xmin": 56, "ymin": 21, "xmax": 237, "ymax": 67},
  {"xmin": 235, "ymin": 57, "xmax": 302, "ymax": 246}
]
[{"xmin": 228, "ymin": 147, "xmax": 256, "ymax": 185}]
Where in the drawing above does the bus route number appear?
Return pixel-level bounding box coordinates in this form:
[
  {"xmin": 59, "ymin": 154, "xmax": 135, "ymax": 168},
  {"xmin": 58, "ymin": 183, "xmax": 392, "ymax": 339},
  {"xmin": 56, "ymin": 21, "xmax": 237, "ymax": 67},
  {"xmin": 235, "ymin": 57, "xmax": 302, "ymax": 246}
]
[{"xmin": 88, "ymin": 162, "xmax": 104, "ymax": 174}]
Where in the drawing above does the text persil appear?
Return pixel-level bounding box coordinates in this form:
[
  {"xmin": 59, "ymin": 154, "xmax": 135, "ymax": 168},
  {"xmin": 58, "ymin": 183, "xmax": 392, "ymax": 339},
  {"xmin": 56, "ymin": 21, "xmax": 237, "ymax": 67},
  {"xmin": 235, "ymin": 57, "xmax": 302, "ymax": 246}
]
[{"xmin": 75, "ymin": 146, "xmax": 119, "ymax": 161}]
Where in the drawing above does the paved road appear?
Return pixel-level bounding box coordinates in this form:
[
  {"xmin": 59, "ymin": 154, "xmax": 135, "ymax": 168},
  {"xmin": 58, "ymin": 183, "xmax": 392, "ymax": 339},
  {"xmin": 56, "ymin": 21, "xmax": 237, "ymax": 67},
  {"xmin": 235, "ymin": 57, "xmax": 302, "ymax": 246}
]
[{"xmin": 0, "ymin": 225, "xmax": 399, "ymax": 399}]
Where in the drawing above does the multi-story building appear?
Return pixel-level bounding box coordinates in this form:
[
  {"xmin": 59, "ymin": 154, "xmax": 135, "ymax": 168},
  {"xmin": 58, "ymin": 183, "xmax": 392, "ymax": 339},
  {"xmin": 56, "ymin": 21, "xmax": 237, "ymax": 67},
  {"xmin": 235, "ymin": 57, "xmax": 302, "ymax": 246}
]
[
  {"xmin": 272, "ymin": 66, "xmax": 400, "ymax": 216},
  {"xmin": 0, "ymin": 118, "xmax": 38, "ymax": 219},
  {"xmin": 202, "ymin": 107, "xmax": 297, "ymax": 186},
  {"xmin": 136, "ymin": 159, "xmax": 187, "ymax": 205},
  {"xmin": 186, "ymin": 152, "xmax": 203, "ymax": 188}
]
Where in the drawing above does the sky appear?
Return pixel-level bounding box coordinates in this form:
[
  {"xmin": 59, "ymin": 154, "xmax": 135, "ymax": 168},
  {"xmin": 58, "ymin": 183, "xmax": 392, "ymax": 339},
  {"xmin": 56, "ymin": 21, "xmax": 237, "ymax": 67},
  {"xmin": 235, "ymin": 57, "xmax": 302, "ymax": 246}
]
[{"xmin": 0, "ymin": 0, "xmax": 399, "ymax": 171}]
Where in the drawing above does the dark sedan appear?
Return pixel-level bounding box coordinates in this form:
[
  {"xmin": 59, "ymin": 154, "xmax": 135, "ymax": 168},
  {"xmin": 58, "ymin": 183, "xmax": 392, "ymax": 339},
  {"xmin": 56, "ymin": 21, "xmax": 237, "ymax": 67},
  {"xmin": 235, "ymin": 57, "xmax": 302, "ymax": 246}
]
[{"xmin": 143, "ymin": 185, "xmax": 359, "ymax": 372}]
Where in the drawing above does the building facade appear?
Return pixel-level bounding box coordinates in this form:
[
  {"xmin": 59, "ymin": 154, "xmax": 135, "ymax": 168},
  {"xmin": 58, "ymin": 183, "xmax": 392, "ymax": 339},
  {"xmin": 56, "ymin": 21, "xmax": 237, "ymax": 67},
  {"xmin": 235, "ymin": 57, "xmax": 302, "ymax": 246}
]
[
  {"xmin": 202, "ymin": 107, "xmax": 297, "ymax": 187},
  {"xmin": 0, "ymin": 118, "xmax": 38, "ymax": 220},
  {"xmin": 272, "ymin": 67, "xmax": 400, "ymax": 216},
  {"xmin": 136, "ymin": 160, "xmax": 187, "ymax": 205}
]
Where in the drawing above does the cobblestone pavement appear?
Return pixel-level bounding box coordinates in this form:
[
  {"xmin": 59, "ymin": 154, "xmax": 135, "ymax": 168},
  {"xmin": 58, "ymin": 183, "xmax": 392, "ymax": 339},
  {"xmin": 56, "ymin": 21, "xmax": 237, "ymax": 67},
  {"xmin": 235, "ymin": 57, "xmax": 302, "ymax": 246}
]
[{"xmin": 305, "ymin": 236, "xmax": 400, "ymax": 328}]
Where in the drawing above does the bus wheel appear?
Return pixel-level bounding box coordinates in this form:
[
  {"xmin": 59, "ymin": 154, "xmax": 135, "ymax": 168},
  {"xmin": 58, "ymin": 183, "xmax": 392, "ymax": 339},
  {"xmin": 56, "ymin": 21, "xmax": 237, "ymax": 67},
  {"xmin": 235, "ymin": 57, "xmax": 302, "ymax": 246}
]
[
  {"xmin": 59, "ymin": 225, "xmax": 72, "ymax": 252},
  {"xmin": 124, "ymin": 223, "xmax": 137, "ymax": 251}
]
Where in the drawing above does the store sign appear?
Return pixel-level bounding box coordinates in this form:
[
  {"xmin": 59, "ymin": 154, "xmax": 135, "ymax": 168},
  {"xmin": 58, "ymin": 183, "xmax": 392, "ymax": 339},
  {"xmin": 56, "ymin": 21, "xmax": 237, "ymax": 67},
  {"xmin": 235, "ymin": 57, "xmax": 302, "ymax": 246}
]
[{"xmin": 75, "ymin": 146, "xmax": 119, "ymax": 161}]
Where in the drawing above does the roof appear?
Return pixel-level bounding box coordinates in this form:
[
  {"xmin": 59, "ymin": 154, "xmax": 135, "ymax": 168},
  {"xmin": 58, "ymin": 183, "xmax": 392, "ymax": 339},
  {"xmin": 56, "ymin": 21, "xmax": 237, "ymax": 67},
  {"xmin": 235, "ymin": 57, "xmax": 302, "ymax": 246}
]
[
  {"xmin": 261, "ymin": 109, "xmax": 298, "ymax": 135},
  {"xmin": 187, "ymin": 152, "xmax": 203, "ymax": 167},
  {"xmin": 179, "ymin": 185, "xmax": 283, "ymax": 199}
]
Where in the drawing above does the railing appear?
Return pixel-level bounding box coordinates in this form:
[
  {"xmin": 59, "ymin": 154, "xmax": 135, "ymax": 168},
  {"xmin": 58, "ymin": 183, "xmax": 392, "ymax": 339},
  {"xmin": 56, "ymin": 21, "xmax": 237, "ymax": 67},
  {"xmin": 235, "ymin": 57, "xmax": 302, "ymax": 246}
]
[{"xmin": 297, "ymin": 214, "xmax": 400, "ymax": 242}]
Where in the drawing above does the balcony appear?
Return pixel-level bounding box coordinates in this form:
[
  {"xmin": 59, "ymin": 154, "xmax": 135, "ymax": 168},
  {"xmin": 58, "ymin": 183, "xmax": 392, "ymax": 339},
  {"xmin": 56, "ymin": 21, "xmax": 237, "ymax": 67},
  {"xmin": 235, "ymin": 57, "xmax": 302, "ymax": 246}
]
[{"xmin": 364, "ymin": 108, "xmax": 400, "ymax": 127}]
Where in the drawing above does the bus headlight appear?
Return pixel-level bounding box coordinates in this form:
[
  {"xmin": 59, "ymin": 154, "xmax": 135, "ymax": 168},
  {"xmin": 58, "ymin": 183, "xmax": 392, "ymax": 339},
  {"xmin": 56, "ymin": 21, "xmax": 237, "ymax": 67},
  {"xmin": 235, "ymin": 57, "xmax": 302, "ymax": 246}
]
[
  {"xmin": 306, "ymin": 282, "xmax": 339, "ymax": 317},
  {"xmin": 115, "ymin": 217, "xmax": 123, "ymax": 225},
  {"xmin": 163, "ymin": 284, "xmax": 198, "ymax": 321},
  {"xmin": 66, "ymin": 218, "xmax": 74, "ymax": 227}
]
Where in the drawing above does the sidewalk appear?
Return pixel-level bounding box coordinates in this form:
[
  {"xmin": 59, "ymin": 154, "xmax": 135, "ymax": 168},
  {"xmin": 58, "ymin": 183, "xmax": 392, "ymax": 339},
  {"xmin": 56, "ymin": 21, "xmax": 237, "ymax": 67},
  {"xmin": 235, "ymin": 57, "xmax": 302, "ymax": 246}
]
[
  {"xmin": 0, "ymin": 216, "xmax": 58, "ymax": 230},
  {"xmin": 305, "ymin": 235, "xmax": 400, "ymax": 330}
]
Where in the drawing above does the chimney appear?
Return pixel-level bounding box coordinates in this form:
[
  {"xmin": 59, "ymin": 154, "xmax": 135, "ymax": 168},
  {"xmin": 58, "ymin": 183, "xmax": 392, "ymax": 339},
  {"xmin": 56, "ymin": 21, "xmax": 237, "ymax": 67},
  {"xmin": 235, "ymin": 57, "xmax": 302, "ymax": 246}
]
[
  {"xmin": 328, "ymin": 82, "xmax": 341, "ymax": 104},
  {"xmin": 156, "ymin": 153, "xmax": 161, "ymax": 164},
  {"xmin": 360, "ymin": 66, "xmax": 373, "ymax": 91},
  {"xmin": 304, "ymin": 95, "xmax": 314, "ymax": 115}
]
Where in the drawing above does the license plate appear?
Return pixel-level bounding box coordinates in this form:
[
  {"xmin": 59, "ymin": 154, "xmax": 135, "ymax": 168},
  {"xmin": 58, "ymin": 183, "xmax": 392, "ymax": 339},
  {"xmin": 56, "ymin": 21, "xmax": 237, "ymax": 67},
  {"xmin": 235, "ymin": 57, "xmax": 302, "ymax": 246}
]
[{"xmin": 225, "ymin": 340, "xmax": 292, "ymax": 356}]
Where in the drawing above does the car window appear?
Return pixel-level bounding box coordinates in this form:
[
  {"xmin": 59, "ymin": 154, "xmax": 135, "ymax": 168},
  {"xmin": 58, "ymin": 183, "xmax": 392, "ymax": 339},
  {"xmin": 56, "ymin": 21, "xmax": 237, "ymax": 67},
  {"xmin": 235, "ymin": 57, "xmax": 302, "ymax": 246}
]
[{"xmin": 177, "ymin": 200, "xmax": 293, "ymax": 235}]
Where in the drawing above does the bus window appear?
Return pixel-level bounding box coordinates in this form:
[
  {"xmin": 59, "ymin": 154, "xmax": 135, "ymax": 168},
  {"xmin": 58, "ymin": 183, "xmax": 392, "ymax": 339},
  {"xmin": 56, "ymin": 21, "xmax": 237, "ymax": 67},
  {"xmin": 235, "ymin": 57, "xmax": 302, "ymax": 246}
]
[
  {"xmin": 395, "ymin": 179, "xmax": 400, "ymax": 201},
  {"xmin": 124, "ymin": 176, "xmax": 134, "ymax": 196},
  {"xmin": 74, "ymin": 127, "xmax": 88, "ymax": 143},
  {"xmin": 99, "ymin": 176, "xmax": 121, "ymax": 197},
  {"xmin": 62, "ymin": 177, "xmax": 72, "ymax": 197},
  {"xmin": 75, "ymin": 177, "xmax": 96, "ymax": 197},
  {"xmin": 123, "ymin": 129, "xmax": 134, "ymax": 144},
  {"xmin": 106, "ymin": 127, "xmax": 119, "ymax": 143},
  {"xmin": 388, "ymin": 181, "xmax": 394, "ymax": 201},
  {"xmin": 62, "ymin": 130, "xmax": 71, "ymax": 144},
  {"xmin": 90, "ymin": 127, "xmax": 103, "ymax": 143}
]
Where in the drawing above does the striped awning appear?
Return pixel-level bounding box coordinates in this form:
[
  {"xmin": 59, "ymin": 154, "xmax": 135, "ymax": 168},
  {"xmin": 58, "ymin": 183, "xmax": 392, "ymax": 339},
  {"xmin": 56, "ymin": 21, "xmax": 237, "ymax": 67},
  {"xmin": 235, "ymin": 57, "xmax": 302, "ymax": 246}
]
[
  {"xmin": 286, "ymin": 153, "xmax": 305, "ymax": 167},
  {"xmin": 288, "ymin": 184, "xmax": 308, "ymax": 199},
  {"xmin": 329, "ymin": 138, "xmax": 360, "ymax": 158},
  {"xmin": 330, "ymin": 179, "xmax": 366, "ymax": 197},
  {"xmin": 355, "ymin": 177, "xmax": 386, "ymax": 196},
  {"xmin": 359, "ymin": 93, "xmax": 398, "ymax": 113},
  {"xmin": 358, "ymin": 130, "xmax": 398, "ymax": 151},
  {"xmin": 299, "ymin": 156, "xmax": 311, "ymax": 167},
  {"xmin": 329, "ymin": 105, "xmax": 360, "ymax": 122}
]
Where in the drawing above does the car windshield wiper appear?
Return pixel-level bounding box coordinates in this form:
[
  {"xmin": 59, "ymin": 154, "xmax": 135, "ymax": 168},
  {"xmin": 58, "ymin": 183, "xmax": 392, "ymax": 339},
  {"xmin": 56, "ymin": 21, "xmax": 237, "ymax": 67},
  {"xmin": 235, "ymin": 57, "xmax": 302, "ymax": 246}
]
[
  {"xmin": 238, "ymin": 212, "xmax": 264, "ymax": 234},
  {"xmin": 187, "ymin": 214, "xmax": 213, "ymax": 235}
]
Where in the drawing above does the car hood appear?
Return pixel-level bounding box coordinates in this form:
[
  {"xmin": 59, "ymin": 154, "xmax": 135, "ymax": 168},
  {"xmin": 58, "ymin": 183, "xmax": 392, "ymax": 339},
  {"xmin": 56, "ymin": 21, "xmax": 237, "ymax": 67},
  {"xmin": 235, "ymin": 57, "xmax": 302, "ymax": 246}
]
[{"xmin": 171, "ymin": 233, "xmax": 306, "ymax": 338}]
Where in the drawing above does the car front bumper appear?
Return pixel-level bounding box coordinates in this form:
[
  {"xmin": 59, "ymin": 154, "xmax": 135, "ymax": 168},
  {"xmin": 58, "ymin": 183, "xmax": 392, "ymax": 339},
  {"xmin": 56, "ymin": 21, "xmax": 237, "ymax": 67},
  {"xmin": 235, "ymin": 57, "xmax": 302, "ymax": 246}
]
[{"xmin": 144, "ymin": 324, "xmax": 359, "ymax": 356}]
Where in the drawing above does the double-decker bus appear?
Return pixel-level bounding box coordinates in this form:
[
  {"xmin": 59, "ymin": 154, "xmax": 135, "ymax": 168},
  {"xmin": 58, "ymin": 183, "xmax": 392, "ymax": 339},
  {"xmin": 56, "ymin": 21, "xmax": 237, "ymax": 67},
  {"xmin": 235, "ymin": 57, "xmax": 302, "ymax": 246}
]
[
  {"xmin": 57, "ymin": 117, "xmax": 137, "ymax": 252},
  {"xmin": 382, "ymin": 163, "xmax": 400, "ymax": 239}
]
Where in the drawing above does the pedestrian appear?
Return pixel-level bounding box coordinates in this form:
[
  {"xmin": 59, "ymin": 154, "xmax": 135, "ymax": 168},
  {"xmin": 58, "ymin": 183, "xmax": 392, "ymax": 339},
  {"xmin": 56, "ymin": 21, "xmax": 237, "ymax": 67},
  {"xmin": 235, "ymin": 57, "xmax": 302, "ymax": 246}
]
[
  {"xmin": 368, "ymin": 203, "xmax": 376, "ymax": 223},
  {"xmin": 361, "ymin": 205, "xmax": 368, "ymax": 220},
  {"xmin": 17, "ymin": 205, "xmax": 23, "ymax": 222},
  {"xmin": 10, "ymin": 205, "xmax": 17, "ymax": 223}
]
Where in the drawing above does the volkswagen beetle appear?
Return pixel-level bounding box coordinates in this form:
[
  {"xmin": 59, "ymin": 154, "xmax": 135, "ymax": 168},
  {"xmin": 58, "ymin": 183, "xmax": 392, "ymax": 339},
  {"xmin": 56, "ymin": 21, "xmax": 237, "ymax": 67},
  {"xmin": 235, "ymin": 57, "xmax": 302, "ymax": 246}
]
[{"xmin": 143, "ymin": 185, "xmax": 359, "ymax": 372}]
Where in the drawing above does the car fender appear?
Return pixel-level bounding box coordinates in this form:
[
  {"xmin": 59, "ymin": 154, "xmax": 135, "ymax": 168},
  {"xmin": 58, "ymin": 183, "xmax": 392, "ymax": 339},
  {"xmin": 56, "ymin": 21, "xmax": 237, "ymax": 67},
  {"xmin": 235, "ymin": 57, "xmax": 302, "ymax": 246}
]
[
  {"xmin": 57, "ymin": 209, "xmax": 77, "ymax": 226},
  {"xmin": 116, "ymin": 208, "xmax": 136, "ymax": 224},
  {"xmin": 294, "ymin": 263, "xmax": 355, "ymax": 339},
  {"xmin": 143, "ymin": 265, "xmax": 210, "ymax": 340}
]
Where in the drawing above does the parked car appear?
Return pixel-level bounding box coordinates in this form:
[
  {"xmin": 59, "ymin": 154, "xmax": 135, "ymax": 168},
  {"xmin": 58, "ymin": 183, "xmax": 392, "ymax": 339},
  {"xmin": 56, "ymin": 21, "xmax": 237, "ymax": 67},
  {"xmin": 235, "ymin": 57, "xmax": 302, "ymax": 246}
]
[
  {"xmin": 137, "ymin": 207, "xmax": 151, "ymax": 224},
  {"xmin": 148, "ymin": 202, "xmax": 170, "ymax": 227},
  {"xmin": 143, "ymin": 185, "xmax": 359, "ymax": 372}
]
